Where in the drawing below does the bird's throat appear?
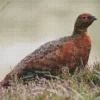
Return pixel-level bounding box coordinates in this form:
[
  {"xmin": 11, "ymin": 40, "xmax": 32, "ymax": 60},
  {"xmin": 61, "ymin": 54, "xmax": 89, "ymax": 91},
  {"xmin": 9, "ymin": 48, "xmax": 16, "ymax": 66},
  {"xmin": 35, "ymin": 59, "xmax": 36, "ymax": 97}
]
[{"xmin": 73, "ymin": 27, "xmax": 87, "ymax": 36}]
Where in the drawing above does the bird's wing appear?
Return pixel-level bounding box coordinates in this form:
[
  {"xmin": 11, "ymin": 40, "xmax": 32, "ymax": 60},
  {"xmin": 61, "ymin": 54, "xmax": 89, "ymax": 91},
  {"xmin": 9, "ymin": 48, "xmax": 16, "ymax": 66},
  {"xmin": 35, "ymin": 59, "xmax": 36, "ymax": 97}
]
[{"xmin": 8, "ymin": 36, "xmax": 71, "ymax": 76}]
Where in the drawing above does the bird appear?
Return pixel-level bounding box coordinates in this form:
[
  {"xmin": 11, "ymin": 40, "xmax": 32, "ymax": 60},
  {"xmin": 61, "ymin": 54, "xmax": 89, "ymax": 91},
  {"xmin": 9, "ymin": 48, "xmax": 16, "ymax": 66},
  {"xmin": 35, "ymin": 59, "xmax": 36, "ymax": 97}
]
[{"xmin": 0, "ymin": 13, "xmax": 97, "ymax": 87}]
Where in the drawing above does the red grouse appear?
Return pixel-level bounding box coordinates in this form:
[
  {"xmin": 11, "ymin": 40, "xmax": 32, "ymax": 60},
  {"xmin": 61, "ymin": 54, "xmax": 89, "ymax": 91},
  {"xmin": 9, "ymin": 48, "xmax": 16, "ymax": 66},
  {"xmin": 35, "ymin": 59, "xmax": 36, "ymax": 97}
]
[{"xmin": 0, "ymin": 13, "xmax": 97, "ymax": 86}]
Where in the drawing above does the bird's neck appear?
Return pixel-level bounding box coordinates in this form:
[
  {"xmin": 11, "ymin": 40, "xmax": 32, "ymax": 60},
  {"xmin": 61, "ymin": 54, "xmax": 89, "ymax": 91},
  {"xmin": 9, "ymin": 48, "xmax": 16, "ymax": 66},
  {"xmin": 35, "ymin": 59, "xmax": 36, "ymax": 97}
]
[{"xmin": 73, "ymin": 27, "xmax": 87, "ymax": 36}]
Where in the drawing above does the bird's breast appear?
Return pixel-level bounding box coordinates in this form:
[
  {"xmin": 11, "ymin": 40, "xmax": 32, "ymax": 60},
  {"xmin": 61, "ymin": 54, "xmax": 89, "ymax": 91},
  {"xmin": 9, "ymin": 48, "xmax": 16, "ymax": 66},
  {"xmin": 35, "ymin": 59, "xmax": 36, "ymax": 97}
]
[
  {"xmin": 74, "ymin": 33, "xmax": 91, "ymax": 55},
  {"xmin": 73, "ymin": 33, "xmax": 91, "ymax": 66},
  {"xmin": 59, "ymin": 33, "xmax": 91, "ymax": 68}
]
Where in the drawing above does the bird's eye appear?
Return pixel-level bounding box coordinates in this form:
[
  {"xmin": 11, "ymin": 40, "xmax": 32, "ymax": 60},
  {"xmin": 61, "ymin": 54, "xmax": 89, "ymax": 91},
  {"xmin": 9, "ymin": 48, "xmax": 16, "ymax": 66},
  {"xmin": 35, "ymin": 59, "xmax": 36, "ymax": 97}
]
[{"xmin": 82, "ymin": 17, "xmax": 87, "ymax": 20}]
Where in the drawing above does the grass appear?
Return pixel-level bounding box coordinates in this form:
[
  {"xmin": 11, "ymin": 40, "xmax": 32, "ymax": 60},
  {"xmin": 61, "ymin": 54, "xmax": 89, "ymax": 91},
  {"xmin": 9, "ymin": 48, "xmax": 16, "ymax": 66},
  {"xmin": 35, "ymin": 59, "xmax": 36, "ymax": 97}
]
[{"xmin": 0, "ymin": 62, "xmax": 100, "ymax": 100}]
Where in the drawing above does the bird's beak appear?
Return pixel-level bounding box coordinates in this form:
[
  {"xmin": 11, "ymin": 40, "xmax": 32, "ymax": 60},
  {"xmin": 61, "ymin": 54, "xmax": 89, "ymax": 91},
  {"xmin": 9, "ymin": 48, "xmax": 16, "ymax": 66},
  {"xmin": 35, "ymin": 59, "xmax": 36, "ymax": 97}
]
[{"xmin": 93, "ymin": 16, "xmax": 97, "ymax": 20}]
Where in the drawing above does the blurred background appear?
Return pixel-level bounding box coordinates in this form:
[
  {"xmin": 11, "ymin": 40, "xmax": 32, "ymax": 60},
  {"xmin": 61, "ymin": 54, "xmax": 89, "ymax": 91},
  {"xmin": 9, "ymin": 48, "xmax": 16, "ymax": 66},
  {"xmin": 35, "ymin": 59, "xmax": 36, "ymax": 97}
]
[{"xmin": 0, "ymin": 0, "xmax": 100, "ymax": 81}]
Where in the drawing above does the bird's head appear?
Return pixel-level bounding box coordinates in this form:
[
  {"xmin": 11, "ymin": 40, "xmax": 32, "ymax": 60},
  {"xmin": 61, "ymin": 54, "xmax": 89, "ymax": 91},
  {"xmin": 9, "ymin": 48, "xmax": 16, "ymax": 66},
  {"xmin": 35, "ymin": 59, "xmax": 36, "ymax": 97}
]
[{"xmin": 73, "ymin": 13, "xmax": 97, "ymax": 35}]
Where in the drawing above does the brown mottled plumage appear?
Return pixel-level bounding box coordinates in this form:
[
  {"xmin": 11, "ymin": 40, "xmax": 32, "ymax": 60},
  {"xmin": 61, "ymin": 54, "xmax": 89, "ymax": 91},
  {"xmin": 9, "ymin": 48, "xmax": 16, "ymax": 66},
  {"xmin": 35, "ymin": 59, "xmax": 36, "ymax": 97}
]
[{"xmin": 0, "ymin": 13, "xmax": 97, "ymax": 87}]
